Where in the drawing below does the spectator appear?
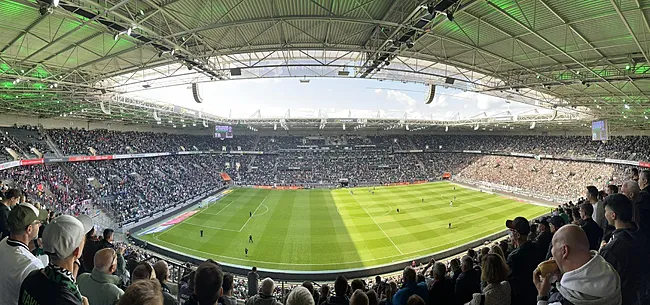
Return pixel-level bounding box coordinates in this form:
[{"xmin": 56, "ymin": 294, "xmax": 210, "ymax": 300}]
[
  {"xmin": 327, "ymin": 276, "xmax": 349, "ymax": 305},
  {"xmin": 454, "ymin": 255, "xmax": 480, "ymax": 305},
  {"xmin": 600, "ymin": 194, "xmax": 646, "ymax": 305},
  {"xmin": 534, "ymin": 218, "xmax": 552, "ymax": 260},
  {"xmin": 545, "ymin": 216, "xmax": 566, "ymax": 259},
  {"xmin": 576, "ymin": 203, "xmax": 603, "ymax": 250},
  {"xmin": 132, "ymin": 262, "xmax": 156, "ymax": 282},
  {"xmin": 468, "ymin": 254, "xmax": 510, "ymax": 305},
  {"xmin": 0, "ymin": 203, "xmax": 47, "ymax": 305},
  {"xmin": 405, "ymin": 295, "xmax": 424, "ymax": 305},
  {"xmin": 366, "ymin": 290, "xmax": 378, "ymax": 305},
  {"xmin": 393, "ymin": 267, "xmax": 428, "ymax": 305},
  {"xmin": 427, "ymin": 262, "xmax": 454, "ymax": 305},
  {"xmin": 372, "ymin": 276, "xmax": 382, "ymax": 294},
  {"xmin": 620, "ymin": 180, "xmax": 641, "ymax": 224},
  {"xmin": 77, "ymin": 248, "xmax": 124, "ymax": 305},
  {"xmin": 587, "ymin": 186, "xmax": 606, "ymax": 232},
  {"xmin": 220, "ymin": 273, "xmax": 237, "ymax": 305},
  {"xmin": 246, "ymin": 278, "xmax": 282, "ymax": 305},
  {"xmin": 118, "ymin": 279, "xmax": 163, "ymax": 305},
  {"xmin": 19, "ymin": 214, "xmax": 93, "ymax": 305},
  {"xmin": 97, "ymin": 228, "xmax": 127, "ymax": 279},
  {"xmin": 287, "ymin": 286, "xmax": 316, "ymax": 305},
  {"xmin": 351, "ymin": 279, "xmax": 365, "ymax": 293},
  {"xmin": 0, "ymin": 188, "xmax": 21, "ymax": 239},
  {"xmin": 186, "ymin": 261, "xmax": 224, "ymax": 305},
  {"xmin": 154, "ymin": 260, "xmax": 178, "ymax": 305},
  {"xmin": 178, "ymin": 269, "xmax": 196, "ymax": 304},
  {"xmin": 488, "ymin": 245, "xmax": 505, "ymax": 260},
  {"xmin": 302, "ymin": 281, "xmax": 320, "ymax": 305},
  {"xmin": 637, "ymin": 170, "xmax": 650, "ymax": 237},
  {"xmin": 448, "ymin": 259, "xmax": 461, "ymax": 285},
  {"xmin": 81, "ymin": 227, "xmax": 99, "ymax": 273},
  {"xmin": 505, "ymin": 217, "xmax": 541, "ymax": 305},
  {"xmin": 607, "ymin": 184, "xmax": 619, "ymax": 195},
  {"xmin": 534, "ymin": 225, "xmax": 621, "ymax": 305},
  {"xmin": 318, "ymin": 284, "xmax": 330, "ymax": 305},
  {"xmin": 248, "ymin": 267, "xmax": 260, "ymax": 297}
]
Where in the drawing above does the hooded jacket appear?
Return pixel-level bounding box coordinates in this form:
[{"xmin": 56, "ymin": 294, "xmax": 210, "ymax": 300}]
[
  {"xmin": 538, "ymin": 251, "xmax": 622, "ymax": 305},
  {"xmin": 599, "ymin": 226, "xmax": 646, "ymax": 305}
]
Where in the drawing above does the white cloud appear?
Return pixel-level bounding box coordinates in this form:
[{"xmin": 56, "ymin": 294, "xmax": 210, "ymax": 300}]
[{"xmin": 384, "ymin": 89, "xmax": 417, "ymax": 106}]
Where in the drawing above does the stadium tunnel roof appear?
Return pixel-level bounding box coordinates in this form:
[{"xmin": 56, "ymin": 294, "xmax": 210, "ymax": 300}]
[{"xmin": 1, "ymin": 0, "xmax": 650, "ymax": 131}]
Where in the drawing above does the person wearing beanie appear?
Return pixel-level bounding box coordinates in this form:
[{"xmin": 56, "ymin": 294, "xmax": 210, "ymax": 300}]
[
  {"xmin": 0, "ymin": 203, "xmax": 48, "ymax": 305},
  {"xmin": 19, "ymin": 214, "xmax": 93, "ymax": 305},
  {"xmin": 287, "ymin": 287, "xmax": 316, "ymax": 305}
]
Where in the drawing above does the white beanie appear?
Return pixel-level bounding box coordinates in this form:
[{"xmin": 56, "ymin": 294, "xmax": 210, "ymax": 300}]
[{"xmin": 287, "ymin": 287, "xmax": 315, "ymax": 305}]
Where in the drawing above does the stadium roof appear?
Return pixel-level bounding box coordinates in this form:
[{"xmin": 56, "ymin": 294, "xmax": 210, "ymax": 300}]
[{"xmin": 1, "ymin": 0, "xmax": 649, "ymax": 131}]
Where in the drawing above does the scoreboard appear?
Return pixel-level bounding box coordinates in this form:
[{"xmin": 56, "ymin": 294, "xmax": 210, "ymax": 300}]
[
  {"xmin": 591, "ymin": 120, "xmax": 609, "ymax": 141},
  {"xmin": 215, "ymin": 125, "xmax": 233, "ymax": 139}
]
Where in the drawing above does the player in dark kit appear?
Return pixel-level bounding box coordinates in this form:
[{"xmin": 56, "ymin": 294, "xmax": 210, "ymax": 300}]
[
  {"xmin": 250, "ymin": 211, "xmax": 252, "ymax": 217},
  {"xmin": 200, "ymin": 230, "xmax": 203, "ymax": 237},
  {"xmin": 421, "ymin": 198, "xmax": 424, "ymax": 203},
  {"xmin": 245, "ymin": 248, "xmax": 248, "ymax": 257},
  {"xmin": 448, "ymin": 223, "xmax": 452, "ymax": 229},
  {"xmin": 249, "ymin": 234, "xmax": 253, "ymax": 243},
  {"xmin": 397, "ymin": 208, "xmax": 400, "ymax": 213}
]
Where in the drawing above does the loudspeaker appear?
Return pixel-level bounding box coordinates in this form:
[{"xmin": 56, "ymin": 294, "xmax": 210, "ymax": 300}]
[
  {"xmin": 445, "ymin": 77, "xmax": 455, "ymax": 85},
  {"xmin": 230, "ymin": 68, "xmax": 241, "ymax": 76},
  {"xmin": 425, "ymin": 84, "xmax": 436, "ymax": 104},
  {"xmin": 192, "ymin": 83, "xmax": 203, "ymax": 103}
]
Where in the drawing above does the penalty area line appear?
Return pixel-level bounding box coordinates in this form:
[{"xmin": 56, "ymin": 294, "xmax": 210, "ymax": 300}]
[
  {"xmin": 350, "ymin": 194, "xmax": 404, "ymax": 255},
  {"xmin": 238, "ymin": 195, "xmax": 268, "ymax": 232}
]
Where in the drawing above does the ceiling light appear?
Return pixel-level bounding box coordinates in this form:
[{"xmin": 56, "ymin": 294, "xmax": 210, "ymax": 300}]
[
  {"xmin": 624, "ymin": 104, "xmax": 630, "ymax": 109},
  {"xmin": 645, "ymin": 116, "xmax": 648, "ymax": 120},
  {"xmin": 127, "ymin": 27, "xmax": 132, "ymax": 36},
  {"xmin": 192, "ymin": 123, "xmax": 196, "ymax": 127},
  {"xmin": 114, "ymin": 33, "xmax": 119, "ymax": 40},
  {"xmin": 139, "ymin": 9, "xmax": 144, "ymax": 15},
  {"xmin": 170, "ymin": 49, "xmax": 175, "ymax": 56},
  {"xmin": 625, "ymin": 64, "xmax": 631, "ymax": 70},
  {"xmin": 173, "ymin": 125, "xmax": 177, "ymax": 128},
  {"xmin": 445, "ymin": 126, "xmax": 448, "ymax": 132}
]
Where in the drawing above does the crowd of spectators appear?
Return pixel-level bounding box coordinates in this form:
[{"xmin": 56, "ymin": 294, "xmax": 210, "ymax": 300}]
[
  {"xmin": 1, "ymin": 125, "xmax": 51, "ymax": 160},
  {"xmin": 4, "ymin": 131, "xmax": 650, "ymax": 305}
]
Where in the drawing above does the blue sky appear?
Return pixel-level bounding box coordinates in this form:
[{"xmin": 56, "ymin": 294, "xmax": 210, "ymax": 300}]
[{"xmin": 129, "ymin": 78, "xmax": 550, "ymax": 119}]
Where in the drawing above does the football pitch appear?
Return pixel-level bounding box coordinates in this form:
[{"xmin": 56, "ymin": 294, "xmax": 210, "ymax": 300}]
[{"xmin": 140, "ymin": 182, "xmax": 548, "ymax": 271}]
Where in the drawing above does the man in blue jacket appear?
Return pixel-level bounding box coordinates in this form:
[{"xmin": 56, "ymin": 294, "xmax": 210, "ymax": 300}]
[{"xmin": 393, "ymin": 267, "xmax": 428, "ymax": 305}]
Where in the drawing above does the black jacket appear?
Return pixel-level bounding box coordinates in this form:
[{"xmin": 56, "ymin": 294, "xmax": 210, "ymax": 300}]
[
  {"xmin": 535, "ymin": 231, "xmax": 552, "ymax": 260},
  {"xmin": 637, "ymin": 189, "xmax": 650, "ymax": 237},
  {"xmin": 580, "ymin": 217, "xmax": 604, "ymax": 250},
  {"xmin": 599, "ymin": 226, "xmax": 647, "ymax": 305},
  {"xmin": 507, "ymin": 241, "xmax": 541, "ymax": 305},
  {"xmin": 0, "ymin": 204, "xmax": 10, "ymax": 240},
  {"xmin": 454, "ymin": 268, "xmax": 481, "ymax": 305},
  {"xmin": 428, "ymin": 277, "xmax": 454, "ymax": 305}
]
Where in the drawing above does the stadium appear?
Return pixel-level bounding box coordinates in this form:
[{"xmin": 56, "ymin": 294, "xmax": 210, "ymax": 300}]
[{"xmin": 1, "ymin": 1, "xmax": 650, "ymax": 305}]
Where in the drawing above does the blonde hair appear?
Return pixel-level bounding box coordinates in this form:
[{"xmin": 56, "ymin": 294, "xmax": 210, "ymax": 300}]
[
  {"xmin": 481, "ymin": 254, "xmax": 509, "ymax": 284},
  {"xmin": 118, "ymin": 279, "xmax": 163, "ymax": 305},
  {"xmin": 489, "ymin": 244, "xmax": 506, "ymax": 259}
]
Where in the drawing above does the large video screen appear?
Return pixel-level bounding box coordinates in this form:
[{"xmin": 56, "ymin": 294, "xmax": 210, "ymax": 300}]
[
  {"xmin": 591, "ymin": 120, "xmax": 609, "ymax": 141},
  {"xmin": 215, "ymin": 125, "xmax": 233, "ymax": 139}
]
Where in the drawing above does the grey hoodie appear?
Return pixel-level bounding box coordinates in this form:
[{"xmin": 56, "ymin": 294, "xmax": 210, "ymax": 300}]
[{"xmin": 539, "ymin": 251, "xmax": 622, "ymax": 305}]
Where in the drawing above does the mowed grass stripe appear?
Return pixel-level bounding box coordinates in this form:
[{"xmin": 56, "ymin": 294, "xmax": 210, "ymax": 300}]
[{"xmin": 141, "ymin": 182, "xmax": 548, "ymax": 271}]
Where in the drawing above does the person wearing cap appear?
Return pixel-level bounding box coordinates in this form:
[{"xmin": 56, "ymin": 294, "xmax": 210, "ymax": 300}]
[
  {"xmin": 505, "ymin": 217, "xmax": 542, "ymax": 305},
  {"xmin": 544, "ymin": 215, "xmax": 566, "ymax": 260},
  {"xmin": 534, "ymin": 218, "xmax": 552, "ymax": 261},
  {"xmin": 0, "ymin": 188, "xmax": 22, "ymax": 239},
  {"xmin": 578, "ymin": 203, "xmax": 603, "ymax": 251},
  {"xmin": 18, "ymin": 214, "xmax": 93, "ymax": 305},
  {"xmin": 77, "ymin": 248, "xmax": 124, "ymax": 305},
  {"xmin": 0, "ymin": 203, "xmax": 48, "ymax": 305}
]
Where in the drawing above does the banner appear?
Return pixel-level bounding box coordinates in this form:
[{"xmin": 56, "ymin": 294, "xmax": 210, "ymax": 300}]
[
  {"xmin": 68, "ymin": 155, "xmax": 113, "ymax": 162},
  {"xmin": 20, "ymin": 158, "xmax": 44, "ymax": 166},
  {"xmin": 639, "ymin": 161, "xmax": 650, "ymax": 168},
  {"xmin": 604, "ymin": 158, "xmax": 640, "ymax": 166},
  {"xmin": 0, "ymin": 161, "xmax": 20, "ymax": 170}
]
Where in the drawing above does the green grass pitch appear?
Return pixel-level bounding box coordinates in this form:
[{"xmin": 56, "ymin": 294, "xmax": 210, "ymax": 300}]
[{"xmin": 140, "ymin": 182, "xmax": 548, "ymax": 271}]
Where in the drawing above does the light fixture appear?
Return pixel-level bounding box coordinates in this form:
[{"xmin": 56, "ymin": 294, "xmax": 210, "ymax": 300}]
[
  {"xmin": 405, "ymin": 124, "xmax": 409, "ymax": 131},
  {"xmin": 114, "ymin": 33, "xmax": 119, "ymax": 40},
  {"xmin": 126, "ymin": 27, "xmax": 132, "ymax": 36},
  {"xmin": 192, "ymin": 123, "xmax": 196, "ymax": 127},
  {"xmin": 139, "ymin": 9, "xmax": 144, "ymax": 15},
  {"xmin": 445, "ymin": 126, "xmax": 448, "ymax": 132},
  {"xmin": 52, "ymin": 0, "xmax": 59, "ymax": 7},
  {"xmin": 624, "ymin": 104, "xmax": 630, "ymax": 109},
  {"xmin": 342, "ymin": 124, "xmax": 346, "ymax": 130}
]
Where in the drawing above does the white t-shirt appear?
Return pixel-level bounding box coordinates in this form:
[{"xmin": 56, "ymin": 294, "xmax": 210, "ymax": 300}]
[{"xmin": 0, "ymin": 237, "xmax": 45, "ymax": 305}]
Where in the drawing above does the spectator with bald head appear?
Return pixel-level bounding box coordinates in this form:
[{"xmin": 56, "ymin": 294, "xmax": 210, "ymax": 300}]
[
  {"xmin": 393, "ymin": 267, "xmax": 428, "ymax": 305},
  {"xmin": 77, "ymin": 248, "xmax": 124, "ymax": 305},
  {"xmin": 534, "ymin": 224, "xmax": 621, "ymax": 305},
  {"xmin": 600, "ymin": 194, "xmax": 646, "ymax": 305},
  {"xmin": 153, "ymin": 260, "xmax": 178, "ymax": 305},
  {"xmin": 246, "ymin": 278, "xmax": 282, "ymax": 305}
]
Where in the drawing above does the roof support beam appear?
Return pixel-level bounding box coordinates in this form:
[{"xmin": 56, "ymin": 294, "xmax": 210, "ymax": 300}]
[
  {"xmin": 0, "ymin": 13, "xmax": 48, "ymax": 53},
  {"xmin": 610, "ymin": 0, "xmax": 650, "ymax": 67}
]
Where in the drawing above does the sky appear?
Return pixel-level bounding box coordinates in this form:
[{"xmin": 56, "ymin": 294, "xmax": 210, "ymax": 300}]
[{"xmin": 126, "ymin": 78, "xmax": 552, "ymax": 119}]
